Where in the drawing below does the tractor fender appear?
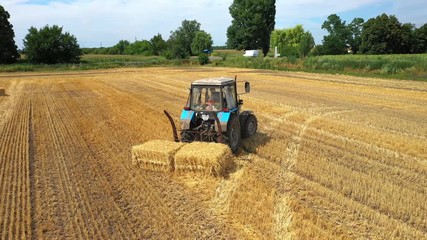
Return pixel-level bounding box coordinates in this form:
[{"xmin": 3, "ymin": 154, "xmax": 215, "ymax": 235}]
[
  {"xmin": 180, "ymin": 110, "xmax": 194, "ymax": 130},
  {"xmin": 215, "ymin": 111, "xmax": 232, "ymax": 132}
]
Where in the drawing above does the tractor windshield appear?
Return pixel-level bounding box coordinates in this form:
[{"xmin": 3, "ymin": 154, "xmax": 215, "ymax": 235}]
[{"xmin": 190, "ymin": 86, "xmax": 222, "ymax": 111}]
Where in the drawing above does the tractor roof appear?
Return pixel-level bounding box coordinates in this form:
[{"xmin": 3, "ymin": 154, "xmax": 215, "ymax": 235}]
[{"xmin": 192, "ymin": 77, "xmax": 235, "ymax": 86}]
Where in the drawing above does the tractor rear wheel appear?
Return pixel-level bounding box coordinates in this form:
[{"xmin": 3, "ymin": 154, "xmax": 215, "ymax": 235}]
[
  {"xmin": 242, "ymin": 114, "xmax": 257, "ymax": 138},
  {"xmin": 227, "ymin": 115, "xmax": 241, "ymax": 153}
]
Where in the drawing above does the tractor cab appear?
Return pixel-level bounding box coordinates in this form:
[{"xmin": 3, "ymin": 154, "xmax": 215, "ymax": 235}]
[{"xmin": 185, "ymin": 78, "xmax": 238, "ymax": 112}]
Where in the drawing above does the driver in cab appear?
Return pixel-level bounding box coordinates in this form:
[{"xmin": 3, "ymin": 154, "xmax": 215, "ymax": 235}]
[
  {"xmin": 205, "ymin": 98, "xmax": 218, "ymax": 111},
  {"xmin": 205, "ymin": 89, "xmax": 221, "ymax": 111}
]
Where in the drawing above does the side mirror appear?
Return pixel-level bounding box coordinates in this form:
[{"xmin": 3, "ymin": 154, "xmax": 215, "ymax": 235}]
[{"xmin": 245, "ymin": 82, "xmax": 250, "ymax": 93}]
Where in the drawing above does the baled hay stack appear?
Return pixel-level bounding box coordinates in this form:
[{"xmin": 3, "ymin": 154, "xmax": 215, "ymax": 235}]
[
  {"xmin": 174, "ymin": 142, "xmax": 233, "ymax": 177},
  {"xmin": 132, "ymin": 140, "xmax": 184, "ymax": 172}
]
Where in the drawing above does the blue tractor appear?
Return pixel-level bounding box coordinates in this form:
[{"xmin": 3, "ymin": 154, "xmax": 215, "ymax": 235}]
[{"xmin": 164, "ymin": 77, "xmax": 257, "ymax": 153}]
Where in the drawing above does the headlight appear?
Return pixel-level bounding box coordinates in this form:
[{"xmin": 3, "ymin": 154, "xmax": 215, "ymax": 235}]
[{"xmin": 202, "ymin": 114, "xmax": 209, "ymax": 121}]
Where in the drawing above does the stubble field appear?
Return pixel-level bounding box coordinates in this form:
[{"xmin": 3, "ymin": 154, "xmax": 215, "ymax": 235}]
[{"xmin": 0, "ymin": 67, "xmax": 426, "ymax": 239}]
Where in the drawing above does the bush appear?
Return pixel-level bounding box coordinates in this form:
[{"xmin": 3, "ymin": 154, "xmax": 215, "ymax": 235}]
[
  {"xmin": 198, "ymin": 53, "xmax": 209, "ymax": 65},
  {"xmin": 23, "ymin": 25, "xmax": 82, "ymax": 64}
]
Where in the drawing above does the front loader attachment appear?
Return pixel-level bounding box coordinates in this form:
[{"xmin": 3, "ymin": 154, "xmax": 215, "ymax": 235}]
[{"xmin": 163, "ymin": 110, "xmax": 179, "ymax": 142}]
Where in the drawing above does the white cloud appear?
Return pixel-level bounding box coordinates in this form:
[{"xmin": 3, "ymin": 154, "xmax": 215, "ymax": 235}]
[
  {"xmin": 4, "ymin": 0, "xmax": 234, "ymax": 48},
  {"xmin": 390, "ymin": 0, "xmax": 426, "ymax": 26},
  {"xmin": 276, "ymin": 0, "xmax": 383, "ymax": 20},
  {"xmin": 2, "ymin": 0, "xmax": 426, "ymax": 49}
]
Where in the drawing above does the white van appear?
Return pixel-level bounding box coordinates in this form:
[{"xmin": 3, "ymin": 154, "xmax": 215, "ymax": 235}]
[{"xmin": 243, "ymin": 50, "xmax": 259, "ymax": 57}]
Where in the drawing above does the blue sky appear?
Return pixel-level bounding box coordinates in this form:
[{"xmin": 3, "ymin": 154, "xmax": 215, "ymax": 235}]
[{"xmin": 2, "ymin": 0, "xmax": 426, "ymax": 49}]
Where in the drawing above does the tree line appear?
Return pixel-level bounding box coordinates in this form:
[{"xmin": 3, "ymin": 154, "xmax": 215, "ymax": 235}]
[
  {"xmin": 317, "ymin": 13, "xmax": 427, "ymax": 55},
  {"xmin": 1, "ymin": 1, "xmax": 426, "ymax": 65},
  {"xmin": 83, "ymin": 20, "xmax": 213, "ymax": 60}
]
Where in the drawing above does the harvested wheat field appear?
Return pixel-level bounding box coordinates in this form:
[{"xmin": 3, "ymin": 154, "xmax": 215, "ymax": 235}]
[{"xmin": 0, "ymin": 67, "xmax": 426, "ymax": 239}]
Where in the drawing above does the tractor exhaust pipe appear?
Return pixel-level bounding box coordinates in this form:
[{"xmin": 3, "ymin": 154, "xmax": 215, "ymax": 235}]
[{"xmin": 163, "ymin": 110, "xmax": 180, "ymax": 142}]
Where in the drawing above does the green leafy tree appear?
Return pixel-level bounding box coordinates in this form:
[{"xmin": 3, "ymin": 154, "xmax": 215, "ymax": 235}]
[
  {"xmin": 0, "ymin": 5, "xmax": 20, "ymax": 64},
  {"xmin": 166, "ymin": 36, "xmax": 186, "ymax": 59},
  {"xmin": 413, "ymin": 24, "xmax": 427, "ymax": 53},
  {"xmin": 191, "ymin": 30, "xmax": 213, "ymax": 55},
  {"xmin": 270, "ymin": 29, "xmax": 286, "ymax": 51},
  {"xmin": 283, "ymin": 24, "xmax": 305, "ymax": 57},
  {"xmin": 168, "ymin": 20, "xmax": 201, "ymax": 59},
  {"xmin": 227, "ymin": 0, "xmax": 276, "ymax": 56},
  {"xmin": 23, "ymin": 25, "xmax": 81, "ymax": 64},
  {"xmin": 321, "ymin": 14, "xmax": 349, "ymax": 55},
  {"xmin": 285, "ymin": 25, "xmax": 305, "ymax": 46},
  {"xmin": 112, "ymin": 40, "xmax": 130, "ymax": 55},
  {"xmin": 270, "ymin": 25, "xmax": 313, "ymax": 57},
  {"xmin": 150, "ymin": 34, "xmax": 167, "ymax": 56},
  {"xmin": 298, "ymin": 31, "xmax": 315, "ymax": 58},
  {"xmin": 322, "ymin": 35, "xmax": 346, "ymax": 55},
  {"xmin": 347, "ymin": 18, "xmax": 364, "ymax": 53},
  {"xmin": 360, "ymin": 14, "xmax": 411, "ymax": 54},
  {"xmin": 310, "ymin": 45, "xmax": 324, "ymax": 56},
  {"xmin": 401, "ymin": 23, "xmax": 415, "ymax": 53}
]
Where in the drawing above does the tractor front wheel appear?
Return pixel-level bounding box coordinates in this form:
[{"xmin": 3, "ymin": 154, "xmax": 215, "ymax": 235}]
[{"xmin": 227, "ymin": 115, "xmax": 241, "ymax": 153}]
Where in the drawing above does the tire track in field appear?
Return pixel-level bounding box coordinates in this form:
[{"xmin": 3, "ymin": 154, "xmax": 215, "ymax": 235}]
[{"xmin": 28, "ymin": 95, "xmax": 37, "ymax": 240}]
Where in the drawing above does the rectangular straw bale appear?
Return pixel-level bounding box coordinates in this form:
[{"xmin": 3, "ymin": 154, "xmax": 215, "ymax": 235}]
[
  {"xmin": 174, "ymin": 142, "xmax": 232, "ymax": 176},
  {"xmin": 132, "ymin": 140, "xmax": 184, "ymax": 172}
]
